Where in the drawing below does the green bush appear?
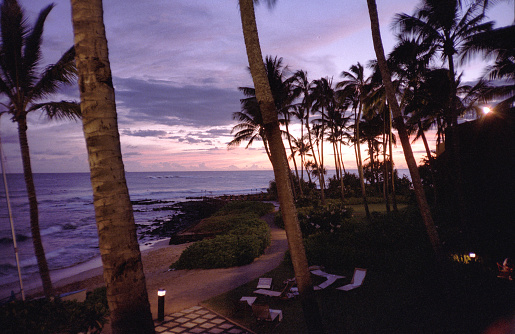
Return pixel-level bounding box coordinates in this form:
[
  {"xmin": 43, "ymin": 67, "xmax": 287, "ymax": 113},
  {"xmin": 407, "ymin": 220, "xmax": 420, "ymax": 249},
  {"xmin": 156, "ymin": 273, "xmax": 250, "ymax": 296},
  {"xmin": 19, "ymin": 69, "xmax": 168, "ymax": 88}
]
[
  {"xmin": 275, "ymin": 202, "xmax": 353, "ymax": 237},
  {"xmin": 172, "ymin": 225, "xmax": 271, "ymax": 269},
  {"xmin": 0, "ymin": 287, "xmax": 109, "ymax": 334},
  {"xmin": 171, "ymin": 202, "xmax": 273, "ymax": 269}
]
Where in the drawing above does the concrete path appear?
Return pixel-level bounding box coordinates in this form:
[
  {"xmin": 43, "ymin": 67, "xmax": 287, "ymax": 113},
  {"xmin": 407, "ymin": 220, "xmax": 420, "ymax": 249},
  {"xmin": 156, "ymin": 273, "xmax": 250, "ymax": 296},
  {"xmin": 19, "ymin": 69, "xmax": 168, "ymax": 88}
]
[{"xmin": 147, "ymin": 212, "xmax": 288, "ymax": 316}]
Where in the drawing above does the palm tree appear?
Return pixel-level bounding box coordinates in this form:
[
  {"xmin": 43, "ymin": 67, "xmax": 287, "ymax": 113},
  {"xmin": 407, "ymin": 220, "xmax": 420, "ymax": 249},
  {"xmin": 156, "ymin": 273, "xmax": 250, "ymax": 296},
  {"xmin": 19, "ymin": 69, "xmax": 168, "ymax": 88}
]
[
  {"xmin": 238, "ymin": 1, "xmax": 323, "ymax": 332},
  {"xmin": 290, "ymin": 134, "xmax": 312, "ymax": 184},
  {"xmin": 325, "ymin": 101, "xmax": 351, "ymax": 202},
  {"xmin": 70, "ymin": 0, "xmax": 155, "ymax": 332},
  {"xmin": 337, "ymin": 63, "xmax": 371, "ymax": 220},
  {"xmin": 310, "ymin": 77, "xmax": 337, "ymax": 204},
  {"xmin": 393, "ymin": 0, "xmax": 493, "ymax": 236},
  {"xmin": 229, "ymin": 90, "xmax": 272, "ymax": 160},
  {"xmin": 292, "ymin": 70, "xmax": 326, "ymax": 202},
  {"xmin": 464, "ymin": 24, "xmax": 515, "ymax": 113},
  {"xmin": 0, "ymin": 0, "xmax": 80, "ymax": 298},
  {"xmin": 290, "ymin": 105, "xmax": 309, "ymax": 183},
  {"xmin": 366, "ymin": 0, "xmax": 442, "ymax": 258}
]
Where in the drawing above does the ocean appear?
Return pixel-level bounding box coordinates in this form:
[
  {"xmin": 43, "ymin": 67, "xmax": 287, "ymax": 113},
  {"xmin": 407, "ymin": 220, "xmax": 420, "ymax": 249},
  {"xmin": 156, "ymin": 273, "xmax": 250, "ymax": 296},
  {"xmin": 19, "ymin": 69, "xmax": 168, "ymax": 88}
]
[{"xmin": 0, "ymin": 170, "xmax": 275, "ymax": 298}]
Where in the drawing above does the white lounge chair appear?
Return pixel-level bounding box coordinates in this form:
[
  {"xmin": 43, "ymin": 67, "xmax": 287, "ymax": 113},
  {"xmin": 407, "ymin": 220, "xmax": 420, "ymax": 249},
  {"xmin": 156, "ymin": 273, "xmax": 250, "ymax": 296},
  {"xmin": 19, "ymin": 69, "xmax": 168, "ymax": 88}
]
[
  {"xmin": 257, "ymin": 277, "xmax": 272, "ymax": 289},
  {"xmin": 239, "ymin": 296, "xmax": 257, "ymax": 306},
  {"xmin": 253, "ymin": 289, "xmax": 282, "ymax": 297},
  {"xmin": 336, "ymin": 268, "xmax": 367, "ymax": 291},
  {"xmin": 252, "ymin": 304, "xmax": 283, "ymax": 322},
  {"xmin": 310, "ymin": 269, "xmax": 345, "ymax": 290}
]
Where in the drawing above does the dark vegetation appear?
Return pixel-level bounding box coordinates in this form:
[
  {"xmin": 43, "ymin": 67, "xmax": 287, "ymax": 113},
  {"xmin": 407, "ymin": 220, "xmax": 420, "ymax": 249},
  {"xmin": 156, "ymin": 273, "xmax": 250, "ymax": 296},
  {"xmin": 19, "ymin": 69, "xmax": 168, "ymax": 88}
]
[
  {"xmin": 170, "ymin": 201, "xmax": 274, "ymax": 269},
  {"xmin": 0, "ymin": 287, "xmax": 109, "ymax": 334},
  {"xmin": 204, "ymin": 160, "xmax": 515, "ymax": 333},
  {"xmin": 206, "ymin": 201, "xmax": 515, "ymax": 333}
]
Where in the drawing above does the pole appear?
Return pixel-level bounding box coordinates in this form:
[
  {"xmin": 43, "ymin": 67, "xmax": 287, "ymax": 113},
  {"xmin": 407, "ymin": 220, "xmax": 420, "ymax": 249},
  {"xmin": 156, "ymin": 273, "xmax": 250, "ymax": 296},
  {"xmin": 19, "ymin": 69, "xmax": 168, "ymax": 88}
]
[
  {"xmin": 157, "ymin": 289, "xmax": 166, "ymax": 321},
  {"xmin": 0, "ymin": 117, "xmax": 25, "ymax": 300}
]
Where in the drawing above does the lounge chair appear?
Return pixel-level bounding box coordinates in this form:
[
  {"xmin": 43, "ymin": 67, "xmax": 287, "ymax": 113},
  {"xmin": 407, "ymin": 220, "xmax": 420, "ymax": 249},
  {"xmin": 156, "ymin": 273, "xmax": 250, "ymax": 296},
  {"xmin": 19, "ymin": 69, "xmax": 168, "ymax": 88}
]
[
  {"xmin": 336, "ymin": 268, "xmax": 367, "ymax": 291},
  {"xmin": 253, "ymin": 289, "xmax": 282, "ymax": 297},
  {"xmin": 239, "ymin": 296, "xmax": 257, "ymax": 306},
  {"xmin": 254, "ymin": 279, "xmax": 297, "ymax": 298},
  {"xmin": 257, "ymin": 277, "xmax": 273, "ymax": 289},
  {"xmin": 311, "ymin": 269, "xmax": 345, "ymax": 290},
  {"xmin": 252, "ymin": 304, "xmax": 283, "ymax": 322}
]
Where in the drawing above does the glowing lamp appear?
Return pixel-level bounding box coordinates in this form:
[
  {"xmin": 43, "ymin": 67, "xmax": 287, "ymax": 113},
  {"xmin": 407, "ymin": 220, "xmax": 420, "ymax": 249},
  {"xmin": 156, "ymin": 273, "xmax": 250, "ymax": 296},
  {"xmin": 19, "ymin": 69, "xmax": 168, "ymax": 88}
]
[
  {"xmin": 482, "ymin": 107, "xmax": 491, "ymax": 115},
  {"xmin": 469, "ymin": 252, "xmax": 476, "ymax": 259},
  {"xmin": 158, "ymin": 289, "xmax": 166, "ymax": 321}
]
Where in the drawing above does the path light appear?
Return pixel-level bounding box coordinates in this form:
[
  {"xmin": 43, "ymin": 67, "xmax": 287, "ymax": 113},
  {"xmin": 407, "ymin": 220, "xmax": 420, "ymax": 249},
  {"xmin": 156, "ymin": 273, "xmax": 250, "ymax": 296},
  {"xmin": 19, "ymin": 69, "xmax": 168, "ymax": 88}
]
[
  {"xmin": 158, "ymin": 289, "xmax": 166, "ymax": 321},
  {"xmin": 482, "ymin": 106, "xmax": 491, "ymax": 115},
  {"xmin": 469, "ymin": 252, "xmax": 476, "ymax": 259}
]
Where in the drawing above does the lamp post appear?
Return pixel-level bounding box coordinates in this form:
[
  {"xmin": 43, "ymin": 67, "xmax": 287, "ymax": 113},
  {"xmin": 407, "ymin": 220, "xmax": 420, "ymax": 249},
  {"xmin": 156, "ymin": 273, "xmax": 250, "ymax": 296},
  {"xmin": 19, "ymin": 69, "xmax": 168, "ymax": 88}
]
[{"xmin": 158, "ymin": 289, "xmax": 166, "ymax": 321}]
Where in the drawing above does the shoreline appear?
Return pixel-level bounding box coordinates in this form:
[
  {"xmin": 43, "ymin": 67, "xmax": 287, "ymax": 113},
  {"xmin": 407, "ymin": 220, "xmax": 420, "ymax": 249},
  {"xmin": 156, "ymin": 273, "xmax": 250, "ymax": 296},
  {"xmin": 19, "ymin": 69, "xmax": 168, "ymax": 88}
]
[{"xmin": 0, "ymin": 238, "xmax": 177, "ymax": 300}]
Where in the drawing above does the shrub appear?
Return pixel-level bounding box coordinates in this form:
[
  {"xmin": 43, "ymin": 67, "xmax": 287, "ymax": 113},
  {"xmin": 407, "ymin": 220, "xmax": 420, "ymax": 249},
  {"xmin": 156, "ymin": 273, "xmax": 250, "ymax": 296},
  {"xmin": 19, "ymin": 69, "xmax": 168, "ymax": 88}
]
[
  {"xmin": 0, "ymin": 287, "xmax": 108, "ymax": 334},
  {"xmin": 171, "ymin": 201, "xmax": 273, "ymax": 269},
  {"xmin": 171, "ymin": 223, "xmax": 271, "ymax": 269},
  {"xmin": 275, "ymin": 202, "xmax": 353, "ymax": 237}
]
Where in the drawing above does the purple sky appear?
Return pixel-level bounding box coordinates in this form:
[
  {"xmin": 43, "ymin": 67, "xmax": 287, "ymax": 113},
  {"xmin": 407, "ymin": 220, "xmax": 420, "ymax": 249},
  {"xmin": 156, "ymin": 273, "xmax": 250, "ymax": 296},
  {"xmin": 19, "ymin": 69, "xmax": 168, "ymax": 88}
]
[{"xmin": 0, "ymin": 0, "xmax": 512, "ymax": 172}]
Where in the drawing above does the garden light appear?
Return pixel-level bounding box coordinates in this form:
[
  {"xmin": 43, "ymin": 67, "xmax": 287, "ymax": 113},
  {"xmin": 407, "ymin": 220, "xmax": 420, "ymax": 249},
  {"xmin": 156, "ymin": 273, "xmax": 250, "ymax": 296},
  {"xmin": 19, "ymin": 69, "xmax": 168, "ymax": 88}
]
[{"xmin": 158, "ymin": 289, "xmax": 166, "ymax": 321}]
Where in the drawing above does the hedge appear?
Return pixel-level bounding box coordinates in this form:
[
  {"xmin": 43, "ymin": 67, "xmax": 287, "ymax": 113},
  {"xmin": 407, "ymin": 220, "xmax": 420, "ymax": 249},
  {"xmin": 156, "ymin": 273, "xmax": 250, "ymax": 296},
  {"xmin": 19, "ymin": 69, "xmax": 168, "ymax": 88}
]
[
  {"xmin": 0, "ymin": 287, "xmax": 109, "ymax": 334},
  {"xmin": 170, "ymin": 201, "xmax": 273, "ymax": 269}
]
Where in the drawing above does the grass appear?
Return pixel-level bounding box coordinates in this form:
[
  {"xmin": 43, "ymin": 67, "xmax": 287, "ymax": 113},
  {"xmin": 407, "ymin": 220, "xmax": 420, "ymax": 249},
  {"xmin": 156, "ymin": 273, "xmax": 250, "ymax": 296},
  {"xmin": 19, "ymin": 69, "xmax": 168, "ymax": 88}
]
[
  {"xmin": 203, "ymin": 260, "xmax": 515, "ymax": 334},
  {"xmin": 348, "ymin": 203, "xmax": 407, "ymax": 215}
]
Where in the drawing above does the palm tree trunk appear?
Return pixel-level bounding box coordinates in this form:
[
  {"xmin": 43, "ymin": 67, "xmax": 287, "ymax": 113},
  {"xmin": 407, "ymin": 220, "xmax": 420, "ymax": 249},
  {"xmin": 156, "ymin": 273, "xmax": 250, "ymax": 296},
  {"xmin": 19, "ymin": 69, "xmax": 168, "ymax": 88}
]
[
  {"xmin": 446, "ymin": 52, "xmax": 469, "ymax": 242},
  {"xmin": 366, "ymin": 0, "xmax": 442, "ymax": 258},
  {"xmin": 389, "ymin": 110, "xmax": 398, "ymax": 211},
  {"xmin": 17, "ymin": 117, "xmax": 53, "ymax": 298},
  {"xmin": 355, "ymin": 107, "xmax": 371, "ymax": 220},
  {"xmin": 306, "ymin": 117, "xmax": 325, "ymax": 204},
  {"xmin": 238, "ymin": 1, "xmax": 323, "ymax": 332},
  {"xmin": 383, "ymin": 120, "xmax": 390, "ymax": 213},
  {"xmin": 70, "ymin": 1, "xmax": 154, "ymax": 332},
  {"xmin": 420, "ymin": 123, "xmax": 437, "ymax": 204},
  {"xmin": 285, "ymin": 119, "xmax": 301, "ymax": 197}
]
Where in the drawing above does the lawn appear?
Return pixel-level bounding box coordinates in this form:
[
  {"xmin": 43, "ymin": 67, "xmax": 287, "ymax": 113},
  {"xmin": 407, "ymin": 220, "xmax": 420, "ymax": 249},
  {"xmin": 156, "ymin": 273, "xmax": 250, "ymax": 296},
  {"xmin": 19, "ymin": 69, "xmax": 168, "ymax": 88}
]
[{"xmin": 347, "ymin": 203, "xmax": 407, "ymax": 216}]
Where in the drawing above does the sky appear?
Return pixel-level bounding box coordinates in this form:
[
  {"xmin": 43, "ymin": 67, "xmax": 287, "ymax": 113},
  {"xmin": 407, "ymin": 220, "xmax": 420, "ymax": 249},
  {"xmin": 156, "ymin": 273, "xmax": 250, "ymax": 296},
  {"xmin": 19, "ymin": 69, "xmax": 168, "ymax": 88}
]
[{"xmin": 0, "ymin": 0, "xmax": 513, "ymax": 173}]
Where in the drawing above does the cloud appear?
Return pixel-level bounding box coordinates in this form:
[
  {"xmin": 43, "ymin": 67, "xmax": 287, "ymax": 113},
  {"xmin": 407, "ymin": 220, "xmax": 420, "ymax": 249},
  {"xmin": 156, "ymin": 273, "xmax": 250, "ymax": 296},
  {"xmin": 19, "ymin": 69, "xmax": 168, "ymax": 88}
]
[
  {"xmin": 114, "ymin": 77, "xmax": 242, "ymax": 127},
  {"xmin": 124, "ymin": 129, "xmax": 168, "ymax": 137},
  {"xmin": 168, "ymin": 135, "xmax": 213, "ymax": 145}
]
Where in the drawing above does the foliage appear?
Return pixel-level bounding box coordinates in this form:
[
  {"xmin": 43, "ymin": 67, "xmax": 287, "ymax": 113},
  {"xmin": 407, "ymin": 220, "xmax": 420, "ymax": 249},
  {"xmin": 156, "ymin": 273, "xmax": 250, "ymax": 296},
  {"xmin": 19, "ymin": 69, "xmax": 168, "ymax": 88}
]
[
  {"xmin": 171, "ymin": 217, "xmax": 270, "ymax": 269},
  {"xmin": 213, "ymin": 201, "xmax": 274, "ymax": 218},
  {"xmin": 299, "ymin": 206, "xmax": 433, "ymax": 273},
  {"xmin": 0, "ymin": 287, "xmax": 109, "ymax": 334},
  {"xmin": 171, "ymin": 201, "xmax": 273, "ymax": 269},
  {"xmin": 189, "ymin": 201, "xmax": 274, "ymax": 234},
  {"xmin": 275, "ymin": 201, "xmax": 353, "ymax": 237}
]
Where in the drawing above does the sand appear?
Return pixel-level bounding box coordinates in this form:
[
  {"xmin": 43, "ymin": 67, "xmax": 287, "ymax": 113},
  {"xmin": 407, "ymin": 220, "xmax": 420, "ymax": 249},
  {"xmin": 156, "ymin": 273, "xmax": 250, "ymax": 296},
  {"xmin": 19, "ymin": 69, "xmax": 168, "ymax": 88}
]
[{"xmin": 13, "ymin": 212, "xmax": 288, "ymax": 333}]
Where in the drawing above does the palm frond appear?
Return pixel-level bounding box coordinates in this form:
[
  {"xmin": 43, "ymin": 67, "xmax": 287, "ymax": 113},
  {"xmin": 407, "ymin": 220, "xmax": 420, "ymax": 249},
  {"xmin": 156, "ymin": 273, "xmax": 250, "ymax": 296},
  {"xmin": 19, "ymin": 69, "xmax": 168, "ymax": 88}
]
[
  {"xmin": 29, "ymin": 100, "xmax": 81, "ymax": 121},
  {"xmin": 23, "ymin": 3, "xmax": 54, "ymax": 87},
  {"xmin": 1, "ymin": 0, "xmax": 27, "ymax": 88},
  {"xmin": 30, "ymin": 47, "xmax": 77, "ymax": 100}
]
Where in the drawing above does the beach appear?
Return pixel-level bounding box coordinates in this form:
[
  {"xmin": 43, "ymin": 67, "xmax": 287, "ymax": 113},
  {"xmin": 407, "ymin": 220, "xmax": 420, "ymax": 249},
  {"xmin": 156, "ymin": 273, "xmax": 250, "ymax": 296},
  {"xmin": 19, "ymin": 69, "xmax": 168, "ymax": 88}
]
[{"xmin": 14, "ymin": 212, "xmax": 288, "ymax": 333}]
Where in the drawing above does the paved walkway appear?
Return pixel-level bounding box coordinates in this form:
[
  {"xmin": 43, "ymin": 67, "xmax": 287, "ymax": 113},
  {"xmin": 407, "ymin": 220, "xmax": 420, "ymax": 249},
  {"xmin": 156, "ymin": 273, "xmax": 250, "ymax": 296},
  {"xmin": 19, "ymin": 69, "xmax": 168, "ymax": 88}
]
[
  {"xmin": 147, "ymin": 211, "xmax": 286, "ymax": 333},
  {"xmin": 154, "ymin": 305, "xmax": 252, "ymax": 334}
]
